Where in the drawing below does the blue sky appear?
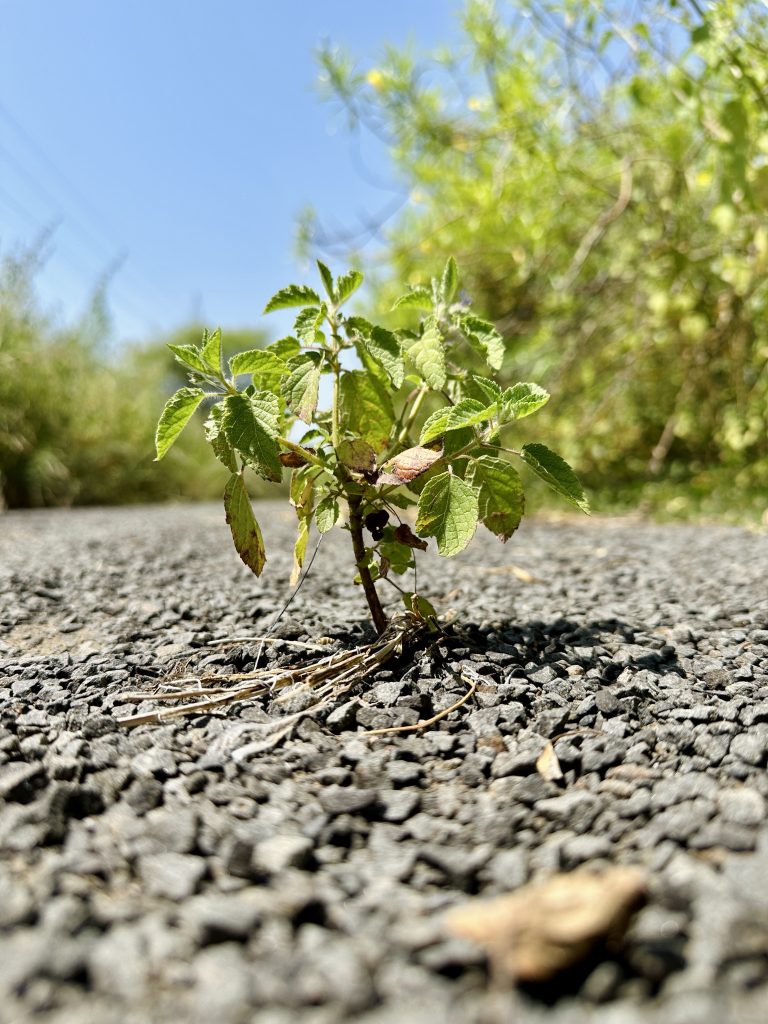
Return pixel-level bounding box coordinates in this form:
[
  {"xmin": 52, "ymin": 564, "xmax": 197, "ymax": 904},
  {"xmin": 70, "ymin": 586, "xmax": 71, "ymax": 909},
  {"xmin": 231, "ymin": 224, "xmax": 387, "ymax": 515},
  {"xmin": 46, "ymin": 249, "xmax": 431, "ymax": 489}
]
[{"xmin": 0, "ymin": 1, "xmax": 462, "ymax": 345}]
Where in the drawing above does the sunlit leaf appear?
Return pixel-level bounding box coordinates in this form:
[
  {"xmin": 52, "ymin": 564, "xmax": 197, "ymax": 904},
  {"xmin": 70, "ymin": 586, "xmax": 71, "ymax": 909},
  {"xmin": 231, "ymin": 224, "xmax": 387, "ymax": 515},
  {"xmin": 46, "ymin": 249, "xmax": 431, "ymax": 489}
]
[
  {"xmin": 467, "ymin": 455, "xmax": 525, "ymax": 540},
  {"xmin": 339, "ymin": 370, "xmax": 395, "ymax": 451},
  {"xmin": 405, "ymin": 316, "xmax": 446, "ymax": 388},
  {"xmin": 521, "ymin": 443, "xmax": 590, "ymax": 513},
  {"xmin": 336, "ymin": 269, "xmax": 363, "ymax": 305},
  {"xmin": 264, "ymin": 284, "xmax": 321, "ymax": 313},
  {"xmin": 282, "ymin": 353, "xmax": 322, "ymax": 424},
  {"xmin": 155, "ymin": 387, "xmax": 205, "ymax": 460},
  {"xmin": 441, "ymin": 256, "xmax": 459, "ymax": 303},
  {"xmin": 222, "ymin": 392, "xmax": 282, "ymax": 482},
  {"xmin": 415, "ymin": 471, "xmax": 478, "ymax": 556}
]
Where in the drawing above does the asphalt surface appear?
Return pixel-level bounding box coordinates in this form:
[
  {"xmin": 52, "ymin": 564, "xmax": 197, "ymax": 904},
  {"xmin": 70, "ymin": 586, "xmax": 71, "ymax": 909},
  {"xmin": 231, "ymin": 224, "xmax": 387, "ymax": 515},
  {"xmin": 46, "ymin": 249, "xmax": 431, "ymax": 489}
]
[{"xmin": 1, "ymin": 501, "xmax": 767, "ymax": 1023}]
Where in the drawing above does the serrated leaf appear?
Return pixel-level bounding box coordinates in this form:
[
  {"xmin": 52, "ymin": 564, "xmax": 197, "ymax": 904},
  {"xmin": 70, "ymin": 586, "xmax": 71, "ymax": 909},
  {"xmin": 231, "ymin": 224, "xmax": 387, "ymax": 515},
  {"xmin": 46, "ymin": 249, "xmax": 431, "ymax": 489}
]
[
  {"xmin": 167, "ymin": 344, "xmax": 209, "ymax": 375},
  {"xmin": 420, "ymin": 398, "xmax": 495, "ymax": 445},
  {"xmin": 224, "ymin": 473, "xmax": 266, "ymax": 576},
  {"xmin": 222, "ymin": 392, "xmax": 282, "ymax": 482},
  {"xmin": 339, "ymin": 370, "xmax": 395, "ymax": 452},
  {"xmin": 406, "ymin": 316, "xmax": 446, "ymax": 389},
  {"xmin": 441, "ymin": 256, "xmax": 459, "ymax": 303},
  {"xmin": 316, "ymin": 260, "xmax": 334, "ymax": 298},
  {"xmin": 229, "ymin": 348, "xmax": 288, "ymax": 385},
  {"xmin": 443, "ymin": 425, "xmax": 475, "ymax": 459},
  {"xmin": 391, "ymin": 287, "xmax": 433, "ymax": 311},
  {"xmin": 336, "ymin": 269, "xmax": 363, "ymax": 305},
  {"xmin": 463, "ymin": 375, "xmax": 502, "ymax": 405},
  {"xmin": 415, "ymin": 471, "xmax": 478, "ymax": 556},
  {"xmin": 282, "ymin": 353, "xmax": 322, "ymax": 423},
  {"xmin": 263, "ymin": 284, "xmax": 321, "ymax": 313},
  {"xmin": 521, "ymin": 443, "xmax": 590, "ymax": 513},
  {"xmin": 200, "ymin": 327, "xmax": 222, "ymax": 373},
  {"xmin": 459, "ymin": 314, "xmax": 505, "ymax": 371},
  {"xmin": 467, "ymin": 455, "xmax": 525, "ymax": 541},
  {"xmin": 315, "ymin": 494, "xmax": 339, "ymax": 534},
  {"xmin": 294, "ymin": 305, "xmax": 326, "ymax": 345},
  {"xmin": 204, "ymin": 405, "xmax": 237, "ymax": 472},
  {"xmin": 155, "ymin": 387, "xmax": 205, "ymax": 460},
  {"xmin": 268, "ymin": 336, "xmax": 301, "ymax": 362},
  {"xmin": 500, "ymin": 382, "xmax": 550, "ymax": 421},
  {"xmin": 360, "ymin": 326, "xmax": 404, "ymax": 389},
  {"xmin": 337, "ymin": 438, "xmax": 377, "ymax": 474}
]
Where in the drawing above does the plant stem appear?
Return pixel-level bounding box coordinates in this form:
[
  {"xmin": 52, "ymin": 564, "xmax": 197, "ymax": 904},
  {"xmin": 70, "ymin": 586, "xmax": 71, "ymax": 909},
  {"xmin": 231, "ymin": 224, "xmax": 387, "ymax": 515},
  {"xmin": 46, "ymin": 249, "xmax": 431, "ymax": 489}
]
[{"xmin": 347, "ymin": 492, "xmax": 388, "ymax": 635}]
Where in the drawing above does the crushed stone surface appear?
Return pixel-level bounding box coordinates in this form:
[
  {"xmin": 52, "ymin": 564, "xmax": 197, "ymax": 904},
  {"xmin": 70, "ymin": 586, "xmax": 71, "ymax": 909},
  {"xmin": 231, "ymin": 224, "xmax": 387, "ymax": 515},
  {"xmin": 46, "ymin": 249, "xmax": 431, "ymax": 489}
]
[{"xmin": 1, "ymin": 501, "xmax": 768, "ymax": 1023}]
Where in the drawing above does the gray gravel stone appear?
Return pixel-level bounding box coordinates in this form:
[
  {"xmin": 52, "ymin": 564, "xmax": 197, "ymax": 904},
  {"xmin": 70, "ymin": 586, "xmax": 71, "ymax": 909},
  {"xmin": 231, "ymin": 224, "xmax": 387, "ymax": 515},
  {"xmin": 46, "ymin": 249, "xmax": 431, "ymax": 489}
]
[{"xmin": 3, "ymin": 503, "xmax": 768, "ymax": 1023}]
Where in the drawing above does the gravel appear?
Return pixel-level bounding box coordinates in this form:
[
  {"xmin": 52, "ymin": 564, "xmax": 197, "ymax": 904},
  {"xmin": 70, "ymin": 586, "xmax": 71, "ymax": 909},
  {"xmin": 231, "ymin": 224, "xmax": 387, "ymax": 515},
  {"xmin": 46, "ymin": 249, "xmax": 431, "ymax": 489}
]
[{"xmin": 1, "ymin": 501, "xmax": 768, "ymax": 1023}]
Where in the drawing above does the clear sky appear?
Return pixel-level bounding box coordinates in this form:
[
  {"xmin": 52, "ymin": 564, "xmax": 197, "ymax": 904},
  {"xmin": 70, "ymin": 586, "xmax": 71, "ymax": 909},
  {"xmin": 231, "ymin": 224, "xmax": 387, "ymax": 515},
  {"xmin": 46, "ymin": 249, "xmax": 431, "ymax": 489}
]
[{"xmin": 0, "ymin": 1, "xmax": 462, "ymax": 345}]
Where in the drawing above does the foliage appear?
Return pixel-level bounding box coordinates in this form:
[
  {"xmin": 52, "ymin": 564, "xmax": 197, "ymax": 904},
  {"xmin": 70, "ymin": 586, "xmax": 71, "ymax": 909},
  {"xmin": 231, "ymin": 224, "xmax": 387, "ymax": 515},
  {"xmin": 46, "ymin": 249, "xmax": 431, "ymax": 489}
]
[
  {"xmin": 0, "ymin": 242, "xmax": 267, "ymax": 508},
  {"xmin": 310, "ymin": 0, "xmax": 768, "ymax": 521},
  {"xmin": 155, "ymin": 259, "xmax": 587, "ymax": 630}
]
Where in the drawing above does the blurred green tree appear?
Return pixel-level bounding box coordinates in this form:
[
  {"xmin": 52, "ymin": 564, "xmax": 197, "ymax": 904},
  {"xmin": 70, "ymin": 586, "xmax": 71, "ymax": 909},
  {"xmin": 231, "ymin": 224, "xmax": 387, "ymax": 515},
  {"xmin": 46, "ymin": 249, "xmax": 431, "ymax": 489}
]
[
  {"xmin": 310, "ymin": 0, "xmax": 768, "ymax": 520},
  {"xmin": 0, "ymin": 242, "xmax": 269, "ymax": 508}
]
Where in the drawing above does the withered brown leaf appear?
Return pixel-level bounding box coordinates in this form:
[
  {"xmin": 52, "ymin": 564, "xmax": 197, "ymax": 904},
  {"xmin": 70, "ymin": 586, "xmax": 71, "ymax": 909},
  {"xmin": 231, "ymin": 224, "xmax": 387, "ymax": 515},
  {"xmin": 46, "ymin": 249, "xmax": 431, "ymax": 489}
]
[
  {"xmin": 279, "ymin": 446, "xmax": 317, "ymax": 468},
  {"xmin": 394, "ymin": 523, "xmax": 428, "ymax": 551},
  {"xmin": 376, "ymin": 445, "xmax": 441, "ymax": 486},
  {"xmin": 445, "ymin": 867, "xmax": 646, "ymax": 983}
]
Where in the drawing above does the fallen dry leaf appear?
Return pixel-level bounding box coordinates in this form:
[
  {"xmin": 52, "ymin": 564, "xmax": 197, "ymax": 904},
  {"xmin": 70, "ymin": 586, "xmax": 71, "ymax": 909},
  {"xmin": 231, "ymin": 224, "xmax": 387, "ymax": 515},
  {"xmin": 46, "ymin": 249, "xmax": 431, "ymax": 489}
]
[
  {"xmin": 444, "ymin": 867, "xmax": 646, "ymax": 983},
  {"xmin": 535, "ymin": 740, "xmax": 564, "ymax": 782}
]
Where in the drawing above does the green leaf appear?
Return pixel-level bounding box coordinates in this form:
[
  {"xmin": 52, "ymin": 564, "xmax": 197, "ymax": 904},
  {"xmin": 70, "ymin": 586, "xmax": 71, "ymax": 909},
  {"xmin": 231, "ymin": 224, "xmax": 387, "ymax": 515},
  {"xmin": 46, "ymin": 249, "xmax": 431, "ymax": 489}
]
[
  {"xmin": 441, "ymin": 256, "xmax": 459, "ymax": 303},
  {"xmin": 268, "ymin": 336, "xmax": 301, "ymax": 362},
  {"xmin": 224, "ymin": 473, "xmax": 266, "ymax": 576},
  {"xmin": 155, "ymin": 387, "xmax": 205, "ymax": 460},
  {"xmin": 463, "ymin": 375, "xmax": 502, "ymax": 405},
  {"xmin": 281, "ymin": 352, "xmax": 322, "ymax": 424},
  {"xmin": 500, "ymin": 382, "xmax": 550, "ymax": 421},
  {"xmin": 391, "ymin": 287, "xmax": 433, "ymax": 311},
  {"xmin": 222, "ymin": 391, "xmax": 282, "ymax": 482},
  {"xmin": 415, "ymin": 471, "xmax": 478, "ymax": 556},
  {"xmin": 167, "ymin": 344, "xmax": 209, "ymax": 375},
  {"xmin": 467, "ymin": 455, "xmax": 525, "ymax": 541},
  {"xmin": 442, "ymin": 425, "xmax": 475, "ymax": 459},
  {"xmin": 316, "ymin": 260, "xmax": 335, "ymax": 299},
  {"xmin": 335, "ymin": 269, "xmax": 363, "ymax": 305},
  {"xmin": 405, "ymin": 316, "xmax": 446, "ymax": 389},
  {"xmin": 294, "ymin": 305, "xmax": 326, "ymax": 345},
  {"xmin": 521, "ymin": 443, "xmax": 590, "ymax": 513},
  {"xmin": 200, "ymin": 327, "xmax": 222, "ymax": 373},
  {"xmin": 379, "ymin": 528, "xmax": 415, "ymax": 575},
  {"xmin": 339, "ymin": 370, "xmax": 395, "ymax": 452},
  {"xmin": 263, "ymin": 284, "xmax": 321, "ymax": 313},
  {"xmin": 336, "ymin": 438, "xmax": 377, "ymax": 474},
  {"xmin": 204, "ymin": 405, "xmax": 237, "ymax": 473},
  {"xmin": 315, "ymin": 494, "xmax": 340, "ymax": 534},
  {"xmin": 419, "ymin": 398, "xmax": 495, "ymax": 445},
  {"xmin": 362, "ymin": 326, "xmax": 404, "ymax": 389},
  {"xmin": 459, "ymin": 314, "xmax": 505, "ymax": 371},
  {"xmin": 229, "ymin": 349, "xmax": 288, "ymax": 387}
]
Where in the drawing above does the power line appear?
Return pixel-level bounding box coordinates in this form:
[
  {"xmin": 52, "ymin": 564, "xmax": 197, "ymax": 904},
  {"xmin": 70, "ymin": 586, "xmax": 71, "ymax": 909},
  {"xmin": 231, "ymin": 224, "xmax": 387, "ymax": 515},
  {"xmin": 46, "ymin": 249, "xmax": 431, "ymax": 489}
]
[{"xmin": 0, "ymin": 97, "xmax": 169, "ymax": 325}]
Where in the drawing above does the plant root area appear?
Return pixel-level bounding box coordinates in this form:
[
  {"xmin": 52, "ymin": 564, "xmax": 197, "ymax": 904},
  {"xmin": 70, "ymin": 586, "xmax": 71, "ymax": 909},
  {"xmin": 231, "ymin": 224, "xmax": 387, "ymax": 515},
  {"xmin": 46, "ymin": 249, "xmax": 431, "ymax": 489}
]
[{"xmin": 1, "ymin": 501, "xmax": 768, "ymax": 1024}]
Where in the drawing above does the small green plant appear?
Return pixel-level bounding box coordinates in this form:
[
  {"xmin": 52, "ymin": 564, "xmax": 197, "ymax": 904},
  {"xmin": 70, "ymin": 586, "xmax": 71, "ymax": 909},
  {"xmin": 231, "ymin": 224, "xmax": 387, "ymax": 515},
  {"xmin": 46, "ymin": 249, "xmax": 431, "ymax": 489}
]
[{"xmin": 154, "ymin": 259, "xmax": 588, "ymax": 634}]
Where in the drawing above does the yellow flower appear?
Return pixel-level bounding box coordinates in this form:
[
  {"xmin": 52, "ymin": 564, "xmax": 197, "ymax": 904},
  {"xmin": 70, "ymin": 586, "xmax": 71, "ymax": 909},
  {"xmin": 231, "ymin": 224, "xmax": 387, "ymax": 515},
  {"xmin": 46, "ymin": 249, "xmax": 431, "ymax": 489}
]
[{"xmin": 366, "ymin": 69, "xmax": 384, "ymax": 90}]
